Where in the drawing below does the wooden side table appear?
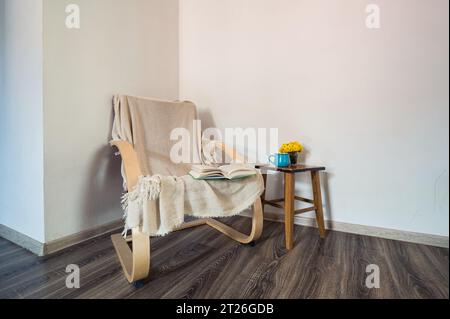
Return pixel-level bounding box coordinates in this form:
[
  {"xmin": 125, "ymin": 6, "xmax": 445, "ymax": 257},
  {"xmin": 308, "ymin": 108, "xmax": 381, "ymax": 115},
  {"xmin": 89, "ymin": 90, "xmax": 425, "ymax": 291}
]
[{"xmin": 256, "ymin": 164, "xmax": 327, "ymax": 250}]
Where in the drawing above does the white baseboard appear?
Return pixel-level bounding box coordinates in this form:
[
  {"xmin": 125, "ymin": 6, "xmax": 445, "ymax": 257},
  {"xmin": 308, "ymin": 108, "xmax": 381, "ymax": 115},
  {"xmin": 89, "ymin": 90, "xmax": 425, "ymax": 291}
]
[
  {"xmin": 44, "ymin": 220, "xmax": 123, "ymax": 255},
  {"xmin": 0, "ymin": 220, "xmax": 123, "ymax": 256},
  {"xmin": 0, "ymin": 224, "xmax": 45, "ymax": 256},
  {"xmin": 3, "ymin": 212, "xmax": 448, "ymax": 257},
  {"xmin": 241, "ymin": 210, "xmax": 449, "ymax": 248}
]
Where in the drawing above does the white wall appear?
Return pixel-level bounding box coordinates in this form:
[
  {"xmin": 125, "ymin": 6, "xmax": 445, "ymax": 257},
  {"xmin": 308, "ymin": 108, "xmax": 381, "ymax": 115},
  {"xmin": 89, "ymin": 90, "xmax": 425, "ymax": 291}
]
[
  {"xmin": 180, "ymin": 0, "xmax": 449, "ymax": 236},
  {"xmin": 0, "ymin": 0, "xmax": 45, "ymax": 242},
  {"xmin": 0, "ymin": 0, "xmax": 3, "ymax": 100},
  {"xmin": 43, "ymin": 0, "xmax": 179, "ymax": 241},
  {"xmin": 1, "ymin": 0, "xmax": 448, "ymax": 245}
]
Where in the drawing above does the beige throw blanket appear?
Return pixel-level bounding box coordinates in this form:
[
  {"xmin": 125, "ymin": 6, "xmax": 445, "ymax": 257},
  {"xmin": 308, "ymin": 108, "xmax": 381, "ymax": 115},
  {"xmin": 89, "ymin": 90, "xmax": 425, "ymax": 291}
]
[{"xmin": 112, "ymin": 95, "xmax": 264, "ymax": 236}]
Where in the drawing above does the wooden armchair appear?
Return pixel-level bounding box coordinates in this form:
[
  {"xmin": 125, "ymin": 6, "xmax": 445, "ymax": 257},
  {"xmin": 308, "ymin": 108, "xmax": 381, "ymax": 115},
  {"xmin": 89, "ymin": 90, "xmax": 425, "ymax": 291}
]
[{"xmin": 110, "ymin": 140, "xmax": 264, "ymax": 284}]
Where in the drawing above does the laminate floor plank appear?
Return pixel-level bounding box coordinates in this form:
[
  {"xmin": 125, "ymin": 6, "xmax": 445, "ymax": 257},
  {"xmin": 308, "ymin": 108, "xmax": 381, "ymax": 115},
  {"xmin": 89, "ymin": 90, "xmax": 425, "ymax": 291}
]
[{"xmin": 0, "ymin": 217, "xmax": 448, "ymax": 299}]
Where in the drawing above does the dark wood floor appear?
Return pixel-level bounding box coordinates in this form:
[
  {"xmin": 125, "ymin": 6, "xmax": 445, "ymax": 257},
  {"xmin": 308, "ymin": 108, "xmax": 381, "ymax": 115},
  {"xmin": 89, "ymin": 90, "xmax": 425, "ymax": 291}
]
[{"xmin": 0, "ymin": 217, "xmax": 448, "ymax": 299}]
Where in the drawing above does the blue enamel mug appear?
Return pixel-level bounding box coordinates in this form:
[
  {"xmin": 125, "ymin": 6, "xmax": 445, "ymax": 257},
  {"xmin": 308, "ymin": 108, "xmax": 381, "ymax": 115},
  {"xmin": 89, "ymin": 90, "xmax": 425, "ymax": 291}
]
[{"xmin": 269, "ymin": 153, "xmax": 291, "ymax": 167}]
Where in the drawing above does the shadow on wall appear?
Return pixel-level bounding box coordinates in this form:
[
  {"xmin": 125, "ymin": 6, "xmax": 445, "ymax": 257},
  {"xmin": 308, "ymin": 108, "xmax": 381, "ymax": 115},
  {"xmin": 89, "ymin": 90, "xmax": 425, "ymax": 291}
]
[
  {"xmin": 82, "ymin": 101, "xmax": 222, "ymax": 228},
  {"xmin": 197, "ymin": 104, "xmax": 335, "ymax": 223},
  {"xmin": 254, "ymin": 145, "xmax": 334, "ymax": 223},
  {"xmin": 81, "ymin": 105, "xmax": 123, "ymax": 226},
  {"xmin": 198, "ymin": 107, "xmax": 216, "ymax": 131},
  {"xmin": 299, "ymin": 146, "xmax": 334, "ymax": 221},
  {"xmin": 265, "ymin": 171, "xmax": 334, "ymax": 223}
]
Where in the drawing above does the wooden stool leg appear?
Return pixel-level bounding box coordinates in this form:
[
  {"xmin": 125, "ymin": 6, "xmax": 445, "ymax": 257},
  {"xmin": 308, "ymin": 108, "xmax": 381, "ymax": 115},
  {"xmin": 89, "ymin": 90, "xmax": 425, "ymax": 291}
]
[
  {"xmin": 284, "ymin": 172, "xmax": 295, "ymax": 250},
  {"xmin": 311, "ymin": 171, "xmax": 326, "ymax": 238},
  {"xmin": 261, "ymin": 173, "xmax": 268, "ymax": 213}
]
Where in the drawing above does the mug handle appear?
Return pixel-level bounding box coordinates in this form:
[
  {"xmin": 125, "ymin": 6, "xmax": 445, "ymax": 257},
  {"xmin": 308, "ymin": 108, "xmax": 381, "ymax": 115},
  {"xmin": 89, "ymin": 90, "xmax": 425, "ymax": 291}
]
[{"xmin": 268, "ymin": 155, "xmax": 276, "ymax": 165}]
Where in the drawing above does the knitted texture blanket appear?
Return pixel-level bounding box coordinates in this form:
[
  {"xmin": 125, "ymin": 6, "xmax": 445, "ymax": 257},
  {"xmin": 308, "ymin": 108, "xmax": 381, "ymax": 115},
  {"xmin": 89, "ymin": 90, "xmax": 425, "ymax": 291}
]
[{"xmin": 112, "ymin": 95, "xmax": 264, "ymax": 236}]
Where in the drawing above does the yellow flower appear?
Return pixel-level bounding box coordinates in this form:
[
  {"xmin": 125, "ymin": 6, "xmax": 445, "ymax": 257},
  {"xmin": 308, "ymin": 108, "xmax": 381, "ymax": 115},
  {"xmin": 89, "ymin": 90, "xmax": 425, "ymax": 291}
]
[{"xmin": 279, "ymin": 141, "xmax": 303, "ymax": 153}]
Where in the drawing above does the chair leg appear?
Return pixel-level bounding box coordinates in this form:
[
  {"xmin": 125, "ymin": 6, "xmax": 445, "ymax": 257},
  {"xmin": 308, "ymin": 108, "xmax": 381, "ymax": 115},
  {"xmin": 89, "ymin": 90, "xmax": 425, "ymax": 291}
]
[
  {"xmin": 206, "ymin": 198, "xmax": 264, "ymax": 244},
  {"xmin": 111, "ymin": 228, "xmax": 150, "ymax": 283},
  {"xmin": 173, "ymin": 198, "xmax": 264, "ymax": 244},
  {"xmin": 112, "ymin": 199, "xmax": 263, "ymax": 283}
]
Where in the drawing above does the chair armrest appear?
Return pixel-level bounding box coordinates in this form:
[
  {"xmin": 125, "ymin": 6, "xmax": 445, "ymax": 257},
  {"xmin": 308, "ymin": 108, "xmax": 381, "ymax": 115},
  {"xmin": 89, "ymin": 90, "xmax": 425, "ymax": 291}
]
[
  {"xmin": 216, "ymin": 142, "xmax": 246, "ymax": 163},
  {"xmin": 110, "ymin": 140, "xmax": 142, "ymax": 190}
]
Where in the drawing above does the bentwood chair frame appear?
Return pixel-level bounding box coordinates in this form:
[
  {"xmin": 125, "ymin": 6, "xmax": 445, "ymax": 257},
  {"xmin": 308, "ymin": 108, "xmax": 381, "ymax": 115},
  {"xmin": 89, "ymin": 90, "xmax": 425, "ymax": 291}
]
[{"xmin": 110, "ymin": 140, "xmax": 264, "ymax": 283}]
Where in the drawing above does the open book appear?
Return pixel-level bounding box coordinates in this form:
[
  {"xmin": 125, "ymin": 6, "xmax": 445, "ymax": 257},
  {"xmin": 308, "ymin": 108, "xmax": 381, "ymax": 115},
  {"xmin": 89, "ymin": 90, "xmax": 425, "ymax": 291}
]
[{"xmin": 189, "ymin": 164, "xmax": 257, "ymax": 180}]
